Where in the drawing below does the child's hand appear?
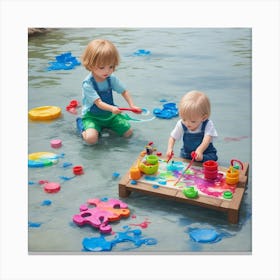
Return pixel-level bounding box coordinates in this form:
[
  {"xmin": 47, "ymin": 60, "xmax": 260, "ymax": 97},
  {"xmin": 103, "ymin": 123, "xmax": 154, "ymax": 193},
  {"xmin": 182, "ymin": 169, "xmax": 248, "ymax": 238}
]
[
  {"xmin": 194, "ymin": 150, "xmax": 203, "ymax": 161},
  {"xmin": 166, "ymin": 149, "xmax": 173, "ymax": 159},
  {"xmin": 130, "ymin": 106, "xmax": 142, "ymax": 114},
  {"xmin": 111, "ymin": 106, "xmax": 122, "ymax": 114}
]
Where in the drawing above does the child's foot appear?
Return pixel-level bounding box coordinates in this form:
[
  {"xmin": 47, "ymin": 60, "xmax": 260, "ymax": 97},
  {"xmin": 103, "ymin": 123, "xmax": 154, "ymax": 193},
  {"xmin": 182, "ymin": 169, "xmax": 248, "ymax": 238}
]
[{"xmin": 76, "ymin": 117, "xmax": 84, "ymax": 136}]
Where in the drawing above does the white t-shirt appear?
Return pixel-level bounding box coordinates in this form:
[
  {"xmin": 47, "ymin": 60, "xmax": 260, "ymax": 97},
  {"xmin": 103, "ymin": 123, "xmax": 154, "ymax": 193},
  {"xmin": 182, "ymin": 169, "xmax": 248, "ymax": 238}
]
[{"xmin": 170, "ymin": 119, "xmax": 218, "ymax": 141}]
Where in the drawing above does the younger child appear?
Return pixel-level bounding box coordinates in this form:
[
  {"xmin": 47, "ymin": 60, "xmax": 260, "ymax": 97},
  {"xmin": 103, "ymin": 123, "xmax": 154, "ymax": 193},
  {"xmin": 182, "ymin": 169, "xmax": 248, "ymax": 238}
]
[
  {"xmin": 166, "ymin": 90, "xmax": 218, "ymax": 162},
  {"xmin": 76, "ymin": 39, "xmax": 141, "ymax": 144}
]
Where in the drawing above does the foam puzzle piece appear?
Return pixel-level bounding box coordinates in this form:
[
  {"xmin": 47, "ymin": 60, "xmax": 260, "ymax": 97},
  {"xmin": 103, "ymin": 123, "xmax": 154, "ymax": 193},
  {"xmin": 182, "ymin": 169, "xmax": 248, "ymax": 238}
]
[
  {"xmin": 82, "ymin": 227, "xmax": 157, "ymax": 252},
  {"xmin": 87, "ymin": 198, "xmax": 130, "ymax": 221},
  {"xmin": 72, "ymin": 198, "xmax": 130, "ymax": 233}
]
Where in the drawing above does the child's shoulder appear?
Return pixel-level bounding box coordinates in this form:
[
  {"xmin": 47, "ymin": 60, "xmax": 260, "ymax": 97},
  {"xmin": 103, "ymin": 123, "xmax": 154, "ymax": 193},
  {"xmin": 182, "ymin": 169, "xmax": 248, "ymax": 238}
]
[{"xmin": 82, "ymin": 73, "xmax": 93, "ymax": 84}]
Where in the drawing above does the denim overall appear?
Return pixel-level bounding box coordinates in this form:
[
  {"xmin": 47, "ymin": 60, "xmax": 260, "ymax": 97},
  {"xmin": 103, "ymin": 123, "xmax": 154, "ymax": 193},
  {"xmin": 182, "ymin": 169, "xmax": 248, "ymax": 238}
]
[
  {"xmin": 180, "ymin": 119, "xmax": 218, "ymax": 162},
  {"xmin": 89, "ymin": 76, "xmax": 114, "ymax": 115}
]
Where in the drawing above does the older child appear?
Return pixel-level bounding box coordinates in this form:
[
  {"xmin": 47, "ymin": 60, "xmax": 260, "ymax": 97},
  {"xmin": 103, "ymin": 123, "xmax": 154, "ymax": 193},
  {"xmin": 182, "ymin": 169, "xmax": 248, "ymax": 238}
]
[
  {"xmin": 76, "ymin": 39, "xmax": 141, "ymax": 144},
  {"xmin": 166, "ymin": 90, "xmax": 218, "ymax": 162}
]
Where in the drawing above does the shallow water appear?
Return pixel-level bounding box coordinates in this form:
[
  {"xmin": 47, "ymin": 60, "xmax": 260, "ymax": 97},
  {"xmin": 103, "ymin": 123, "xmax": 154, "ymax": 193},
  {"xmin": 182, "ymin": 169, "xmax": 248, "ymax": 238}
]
[{"xmin": 28, "ymin": 28, "xmax": 251, "ymax": 253}]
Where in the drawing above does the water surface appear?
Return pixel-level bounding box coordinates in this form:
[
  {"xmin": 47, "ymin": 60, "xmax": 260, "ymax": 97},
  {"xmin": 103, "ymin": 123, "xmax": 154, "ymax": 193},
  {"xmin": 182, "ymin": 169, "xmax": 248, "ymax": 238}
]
[{"xmin": 28, "ymin": 28, "xmax": 251, "ymax": 253}]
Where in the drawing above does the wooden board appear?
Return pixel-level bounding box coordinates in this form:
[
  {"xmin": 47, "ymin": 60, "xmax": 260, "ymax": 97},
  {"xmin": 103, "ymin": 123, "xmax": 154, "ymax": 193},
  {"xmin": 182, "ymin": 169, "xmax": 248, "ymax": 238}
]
[{"xmin": 119, "ymin": 153, "xmax": 249, "ymax": 224}]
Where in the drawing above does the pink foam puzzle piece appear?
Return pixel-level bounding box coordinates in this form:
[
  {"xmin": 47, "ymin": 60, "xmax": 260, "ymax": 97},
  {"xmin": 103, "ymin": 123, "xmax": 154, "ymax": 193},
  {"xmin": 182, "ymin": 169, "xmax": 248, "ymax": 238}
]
[
  {"xmin": 87, "ymin": 198, "xmax": 130, "ymax": 221},
  {"xmin": 73, "ymin": 207, "xmax": 114, "ymax": 233},
  {"xmin": 73, "ymin": 198, "xmax": 130, "ymax": 233}
]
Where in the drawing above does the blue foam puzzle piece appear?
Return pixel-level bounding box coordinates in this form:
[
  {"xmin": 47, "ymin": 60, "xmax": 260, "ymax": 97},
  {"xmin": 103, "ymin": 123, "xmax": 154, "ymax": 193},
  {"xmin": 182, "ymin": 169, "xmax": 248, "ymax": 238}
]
[{"xmin": 189, "ymin": 228, "xmax": 221, "ymax": 243}]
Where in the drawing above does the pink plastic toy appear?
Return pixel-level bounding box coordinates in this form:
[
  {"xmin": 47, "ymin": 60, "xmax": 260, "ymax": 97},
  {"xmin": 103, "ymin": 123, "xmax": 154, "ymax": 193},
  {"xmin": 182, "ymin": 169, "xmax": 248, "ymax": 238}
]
[
  {"xmin": 50, "ymin": 139, "xmax": 62, "ymax": 148},
  {"xmin": 72, "ymin": 198, "xmax": 130, "ymax": 233},
  {"xmin": 43, "ymin": 182, "xmax": 60, "ymax": 193}
]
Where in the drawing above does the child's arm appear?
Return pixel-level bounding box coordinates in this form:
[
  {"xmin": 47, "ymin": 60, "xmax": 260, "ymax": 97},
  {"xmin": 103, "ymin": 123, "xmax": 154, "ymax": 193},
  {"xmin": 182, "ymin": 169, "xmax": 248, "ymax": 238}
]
[
  {"xmin": 121, "ymin": 90, "xmax": 141, "ymax": 110},
  {"xmin": 166, "ymin": 136, "xmax": 176, "ymax": 158},
  {"xmin": 94, "ymin": 98, "xmax": 121, "ymax": 114},
  {"xmin": 195, "ymin": 135, "xmax": 212, "ymax": 161}
]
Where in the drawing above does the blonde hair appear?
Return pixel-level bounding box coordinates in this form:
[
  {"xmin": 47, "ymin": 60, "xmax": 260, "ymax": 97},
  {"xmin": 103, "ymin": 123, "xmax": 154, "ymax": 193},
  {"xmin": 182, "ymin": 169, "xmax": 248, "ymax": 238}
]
[
  {"xmin": 81, "ymin": 39, "xmax": 120, "ymax": 71},
  {"xmin": 179, "ymin": 90, "xmax": 211, "ymax": 120}
]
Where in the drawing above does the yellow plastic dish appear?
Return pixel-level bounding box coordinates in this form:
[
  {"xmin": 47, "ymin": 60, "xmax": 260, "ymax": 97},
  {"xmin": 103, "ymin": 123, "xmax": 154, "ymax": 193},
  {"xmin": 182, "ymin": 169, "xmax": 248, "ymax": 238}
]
[{"xmin": 28, "ymin": 106, "xmax": 62, "ymax": 120}]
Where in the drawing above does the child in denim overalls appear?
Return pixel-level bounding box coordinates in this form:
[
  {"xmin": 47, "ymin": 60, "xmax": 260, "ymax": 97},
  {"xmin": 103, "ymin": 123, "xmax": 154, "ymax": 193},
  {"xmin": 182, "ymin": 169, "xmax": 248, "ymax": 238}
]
[
  {"xmin": 166, "ymin": 90, "xmax": 218, "ymax": 162},
  {"xmin": 77, "ymin": 39, "xmax": 141, "ymax": 144}
]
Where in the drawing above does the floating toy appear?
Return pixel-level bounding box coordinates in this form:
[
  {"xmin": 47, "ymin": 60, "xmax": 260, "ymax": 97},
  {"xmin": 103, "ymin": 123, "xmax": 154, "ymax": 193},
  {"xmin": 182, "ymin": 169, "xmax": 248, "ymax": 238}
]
[
  {"xmin": 138, "ymin": 155, "xmax": 159, "ymax": 175},
  {"xmin": 133, "ymin": 49, "xmax": 151, "ymax": 56},
  {"xmin": 73, "ymin": 198, "xmax": 130, "ymax": 233},
  {"xmin": 50, "ymin": 139, "xmax": 62, "ymax": 148},
  {"xmin": 66, "ymin": 99, "xmax": 80, "ymax": 114},
  {"xmin": 153, "ymin": 102, "xmax": 178, "ymax": 119},
  {"xmin": 112, "ymin": 172, "xmax": 120, "ymax": 178},
  {"xmin": 83, "ymin": 227, "xmax": 156, "ymax": 251},
  {"xmin": 189, "ymin": 228, "xmax": 221, "ymax": 243},
  {"xmin": 41, "ymin": 200, "xmax": 52, "ymax": 206},
  {"xmin": 61, "ymin": 162, "xmax": 73, "ymax": 168},
  {"xmin": 72, "ymin": 165, "xmax": 84, "ymax": 175},
  {"xmin": 43, "ymin": 182, "xmax": 61, "ymax": 193},
  {"xmin": 28, "ymin": 152, "xmax": 59, "ymax": 167},
  {"xmin": 28, "ymin": 106, "xmax": 62, "ymax": 121},
  {"xmin": 82, "ymin": 227, "xmax": 157, "ymax": 252},
  {"xmin": 47, "ymin": 52, "xmax": 81, "ymax": 71},
  {"xmin": 187, "ymin": 227, "xmax": 235, "ymax": 243},
  {"xmin": 28, "ymin": 221, "xmax": 42, "ymax": 228}
]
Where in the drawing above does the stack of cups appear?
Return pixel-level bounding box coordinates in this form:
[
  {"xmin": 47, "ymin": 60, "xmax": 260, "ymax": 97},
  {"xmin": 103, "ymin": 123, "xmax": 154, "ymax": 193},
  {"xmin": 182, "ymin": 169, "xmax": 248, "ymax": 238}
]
[
  {"xmin": 225, "ymin": 166, "xmax": 239, "ymax": 185},
  {"xmin": 203, "ymin": 160, "xmax": 218, "ymax": 180}
]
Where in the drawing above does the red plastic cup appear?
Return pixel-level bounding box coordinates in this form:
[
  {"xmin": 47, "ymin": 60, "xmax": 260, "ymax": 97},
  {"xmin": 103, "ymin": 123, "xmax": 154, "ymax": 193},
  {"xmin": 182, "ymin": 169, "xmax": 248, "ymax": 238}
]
[
  {"xmin": 73, "ymin": 165, "xmax": 83, "ymax": 175},
  {"xmin": 203, "ymin": 160, "xmax": 218, "ymax": 179}
]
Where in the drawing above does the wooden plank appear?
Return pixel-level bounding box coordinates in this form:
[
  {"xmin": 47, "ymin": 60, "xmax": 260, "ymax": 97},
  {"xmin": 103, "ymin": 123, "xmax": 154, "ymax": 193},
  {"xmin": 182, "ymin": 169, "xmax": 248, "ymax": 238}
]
[{"xmin": 118, "ymin": 152, "xmax": 249, "ymax": 224}]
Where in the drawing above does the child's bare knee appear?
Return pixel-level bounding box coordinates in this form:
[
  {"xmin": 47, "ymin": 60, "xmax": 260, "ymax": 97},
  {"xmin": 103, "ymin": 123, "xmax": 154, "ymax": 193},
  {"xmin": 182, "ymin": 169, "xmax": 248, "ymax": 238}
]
[
  {"xmin": 82, "ymin": 131, "xmax": 98, "ymax": 144},
  {"xmin": 123, "ymin": 129, "xmax": 133, "ymax": 138}
]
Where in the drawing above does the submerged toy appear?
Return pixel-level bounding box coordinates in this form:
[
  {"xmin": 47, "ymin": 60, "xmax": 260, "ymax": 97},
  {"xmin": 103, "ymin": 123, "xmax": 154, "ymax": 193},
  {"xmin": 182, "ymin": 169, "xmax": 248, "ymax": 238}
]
[
  {"xmin": 82, "ymin": 226, "xmax": 157, "ymax": 252},
  {"xmin": 187, "ymin": 227, "xmax": 235, "ymax": 243},
  {"xmin": 28, "ymin": 152, "xmax": 60, "ymax": 167},
  {"xmin": 189, "ymin": 228, "xmax": 221, "ymax": 243},
  {"xmin": 28, "ymin": 106, "xmax": 62, "ymax": 121},
  {"xmin": 153, "ymin": 102, "xmax": 178, "ymax": 119},
  {"xmin": 72, "ymin": 198, "xmax": 130, "ymax": 233},
  {"xmin": 47, "ymin": 52, "xmax": 81, "ymax": 71},
  {"xmin": 133, "ymin": 49, "xmax": 151, "ymax": 56}
]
